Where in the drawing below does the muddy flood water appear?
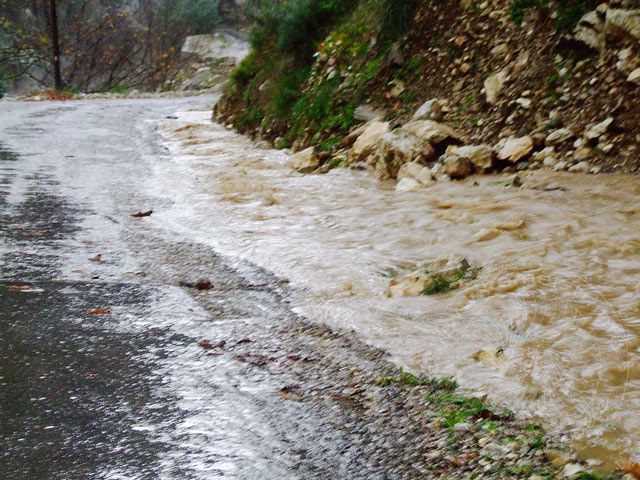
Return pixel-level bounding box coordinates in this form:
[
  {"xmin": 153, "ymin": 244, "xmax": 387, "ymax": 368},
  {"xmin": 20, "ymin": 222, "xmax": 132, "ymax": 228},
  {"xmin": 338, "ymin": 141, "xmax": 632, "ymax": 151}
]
[{"xmin": 154, "ymin": 110, "xmax": 640, "ymax": 469}]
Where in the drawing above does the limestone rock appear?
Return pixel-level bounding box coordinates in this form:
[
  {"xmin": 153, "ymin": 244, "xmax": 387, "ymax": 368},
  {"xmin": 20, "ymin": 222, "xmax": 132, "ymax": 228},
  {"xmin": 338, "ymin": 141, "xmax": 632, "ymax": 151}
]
[
  {"xmin": 412, "ymin": 99, "xmax": 446, "ymax": 121},
  {"xmin": 574, "ymin": 11, "xmax": 605, "ymax": 50},
  {"xmin": 368, "ymin": 131, "xmax": 435, "ymax": 180},
  {"xmin": 286, "ymin": 147, "xmax": 320, "ymax": 173},
  {"xmin": 628, "ymin": 68, "xmax": 640, "ymax": 84},
  {"xmin": 448, "ymin": 144, "xmax": 494, "ymax": 172},
  {"xmin": 444, "ymin": 156, "xmax": 473, "ymax": 178},
  {"xmin": 584, "ymin": 117, "xmax": 614, "ymax": 140},
  {"xmin": 563, "ymin": 463, "xmax": 585, "ymax": 478},
  {"xmin": 401, "ymin": 120, "xmax": 466, "ymax": 146},
  {"xmin": 349, "ymin": 121, "xmax": 390, "ymax": 162},
  {"xmin": 605, "ymin": 9, "xmax": 640, "ymax": 40},
  {"xmin": 497, "ymin": 136, "xmax": 534, "ymax": 163},
  {"xmin": 545, "ymin": 128, "xmax": 574, "ymax": 145},
  {"xmin": 484, "ymin": 69, "xmax": 509, "ymax": 104},
  {"xmin": 395, "ymin": 177, "xmax": 423, "ymax": 192},
  {"xmin": 397, "ymin": 161, "xmax": 434, "ymax": 186},
  {"xmin": 569, "ymin": 161, "xmax": 591, "ymax": 173}
]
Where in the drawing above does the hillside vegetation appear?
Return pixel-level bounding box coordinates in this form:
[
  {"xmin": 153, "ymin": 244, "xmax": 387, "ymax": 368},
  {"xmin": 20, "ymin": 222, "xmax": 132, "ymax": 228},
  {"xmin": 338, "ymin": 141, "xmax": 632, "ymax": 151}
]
[{"xmin": 215, "ymin": 0, "xmax": 640, "ymax": 175}]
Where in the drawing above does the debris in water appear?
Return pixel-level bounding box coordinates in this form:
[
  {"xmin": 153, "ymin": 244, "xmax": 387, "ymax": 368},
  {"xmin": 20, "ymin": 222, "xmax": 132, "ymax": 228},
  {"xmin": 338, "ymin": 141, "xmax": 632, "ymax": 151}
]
[
  {"xmin": 279, "ymin": 385, "xmax": 303, "ymax": 402},
  {"xmin": 90, "ymin": 254, "xmax": 102, "ymax": 262},
  {"xmin": 131, "ymin": 210, "xmax": 153, "ymax": 217},
  {"xmin": 88, "ymin": 308, "xmax": 111, "ymax": 315},
  {"xmin": 198, "ymin": 340, "xmax": 226, "ymax": 350},
  {"xmin": 179, "ymin": 278, "xmax": 214, "ymax": 290}
]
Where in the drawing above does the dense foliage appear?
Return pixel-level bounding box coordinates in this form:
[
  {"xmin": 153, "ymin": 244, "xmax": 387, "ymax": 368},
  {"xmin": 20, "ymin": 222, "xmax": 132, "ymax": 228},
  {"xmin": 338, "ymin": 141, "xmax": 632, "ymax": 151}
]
[
  {"xmin": 509, "ymin": 0, "xmax": 600, "ymax": 29},
  {"xmin": 0, "ymin": 0, "xmax": 224, "ymax": 93}
]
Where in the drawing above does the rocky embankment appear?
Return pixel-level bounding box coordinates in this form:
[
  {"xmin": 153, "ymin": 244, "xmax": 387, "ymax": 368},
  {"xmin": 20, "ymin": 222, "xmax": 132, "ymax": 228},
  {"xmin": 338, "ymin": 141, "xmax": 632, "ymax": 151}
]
[{"xmin": 216, "ymin": 0, "xmax": 640, "ymax": 179}]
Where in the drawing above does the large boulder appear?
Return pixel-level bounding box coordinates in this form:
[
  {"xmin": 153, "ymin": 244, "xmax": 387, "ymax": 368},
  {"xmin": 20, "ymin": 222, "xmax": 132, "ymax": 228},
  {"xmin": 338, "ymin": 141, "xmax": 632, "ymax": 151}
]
[
  {"xmin": 574, "ymin": 11, "xmax": 605, "ymax": 50},
  {"xmin": 368, "ymin": 130, "xmax": 435, "ymax": 180},
  {"xmin": 445, "ymin": 144, "xmax": 494, "ymax": 173},
  {"xmin": 412, "ymin": 99, "xmax": 446, "ymax": 121},
  {"xmin": 349, "ymin": 121, "xmax": 390, "ymax": 162},
  {"xmin": 498, "ymin": 136, "xmax": 533, "ymax": 163},
  {"xmin": 400, "ymin": 120, "xmax": 466, "ymax": 146},
  {"xmin": 605, "ymin": 9, "xmax": 640, "ymax": 40},
  {"xmin": 286, "ymin": 147, "xmax": 320, "ymax": 173}
]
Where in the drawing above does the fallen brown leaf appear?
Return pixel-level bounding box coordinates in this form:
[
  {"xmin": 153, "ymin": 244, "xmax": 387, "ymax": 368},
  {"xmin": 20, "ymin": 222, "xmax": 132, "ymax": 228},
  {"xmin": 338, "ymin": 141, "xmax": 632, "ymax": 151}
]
[
  {"xmin": 131, "ymin": 210, "xmax": 153, "ymax": 217},
  {"xmin": 7, "ymin": 285, "xmax": 30, "ymax": 291},
  {"xmin": 88, "ymin": 308, "xmax": 111, "ymax": 315},
  {"xmin": 620, "ymin": 462, "xmax": 640, "ymax": 479},
  {"xmin": 20, "ymin": 232, "xmax": 43, "ymax": 237},
  {"xmin": 90, "ymin": 254, "xmax": 102, "ymax": 262},
  {"xmin": 279, "ymin": 385, "xmax": 303, "ymax": 402}
]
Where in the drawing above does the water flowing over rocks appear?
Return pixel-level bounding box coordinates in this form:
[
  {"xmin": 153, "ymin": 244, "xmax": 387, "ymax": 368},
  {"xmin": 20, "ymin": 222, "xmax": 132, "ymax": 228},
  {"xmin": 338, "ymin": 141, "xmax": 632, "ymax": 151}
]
[{"xmin": 385, "ymin": 255, "xmax": 479, "ymax": 298}]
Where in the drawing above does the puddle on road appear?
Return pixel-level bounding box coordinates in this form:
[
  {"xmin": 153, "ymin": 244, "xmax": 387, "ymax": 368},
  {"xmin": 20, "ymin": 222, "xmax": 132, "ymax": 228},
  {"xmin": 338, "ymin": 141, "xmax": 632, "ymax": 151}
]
[{"xmin": 155, "ymin": 110, "xmax": 640, "ymax": 469}]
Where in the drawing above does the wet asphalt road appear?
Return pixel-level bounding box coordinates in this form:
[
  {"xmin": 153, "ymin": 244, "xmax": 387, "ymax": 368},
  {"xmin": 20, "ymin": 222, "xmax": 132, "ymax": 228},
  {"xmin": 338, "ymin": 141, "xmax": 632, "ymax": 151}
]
[
  {"xmin": 0, "ymin": 97, "xmax": 219, "ymax": 479},
  {"xmin": 0, "ymin": 97, "xmax": 401, "ymax": 480}
]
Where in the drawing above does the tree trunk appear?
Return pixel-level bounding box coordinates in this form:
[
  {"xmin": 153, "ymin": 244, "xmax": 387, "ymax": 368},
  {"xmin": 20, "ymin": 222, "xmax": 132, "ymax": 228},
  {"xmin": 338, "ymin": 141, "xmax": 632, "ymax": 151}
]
[{"xmin": 49, "ymin": 0, "xmax": 63, "ymax": 90}]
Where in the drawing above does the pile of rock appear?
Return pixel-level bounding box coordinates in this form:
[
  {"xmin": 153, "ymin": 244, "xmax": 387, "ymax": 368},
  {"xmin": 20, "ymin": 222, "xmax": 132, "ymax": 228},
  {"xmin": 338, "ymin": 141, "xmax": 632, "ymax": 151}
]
[{"xmin": 286, "ymin": 102, "xmax": 616, "ymax": 186}]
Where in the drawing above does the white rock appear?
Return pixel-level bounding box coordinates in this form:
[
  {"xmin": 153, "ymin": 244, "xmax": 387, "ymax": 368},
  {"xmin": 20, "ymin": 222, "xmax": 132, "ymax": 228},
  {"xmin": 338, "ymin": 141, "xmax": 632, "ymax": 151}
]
[
  {"xmin": 533, "ymin": 146, "xmax": 555, "ymax": 161},
  {"xmin": 515, "ymin": 97, "xmax": 532, "ymax": 109},
  {"xmin": 584, "ymin": 117, "xmax": 614, "ymax": 140},
  {"xmin": 446, "ymin": 144, "xmax": 494, "ymax": 172},
  {"xmin": 412, "ymin": 99, "xmax": 445, "ymax": 121},
  {"xmin": 368, "ymin": 131, "xmax": 435, "ymax": 180},
  {"xmin": 453, "ymin": 422, "xmax": 471, "ymax": 432},
  {"xmin": 354, "ymin": 104, "xmax": 385, "ymax": 122},
  {"xmin": 563, "ymin": 463, "xmax": 584, "ymax": 478},
  {"xmin": 628, "ymin": 68, "xmax": 640, "ymax": 84},
  {"xmin": 397, "ymin": 161, "xmax": 434, "ymax": 185},
  {"xmin": 490, "ymin": 43, "xmax": 509, "ymax": 58},
  {"xmin": 545, "ymin": 128, "xmax": 574, "ymax": 145},
  {"xmin": 498, "ymin": 136, "xmax": 534, "ymax": 163},
  {"xmin": 601, "ymin": 143, "xmax": 614, "ymax": 153},
  {"xmin": 395, "ymin": 177, "xmax": 422, "ymax": 192},
  {"xmin": 543, "ymin": 156, "xmax": 558, "ymax": 168},
  {"xmin": 605, "ymin": 9, "xmax": 640, "ymax": 40},
  {"xmin": 401, "ymin": 120, "xmax": 466, "ymax": 145},
  {"xmin": 553, "ymin": 160, "xmax": 569, "ymax": 171},
  {"xmin": 568, "ymin": 160, "xmax": 591, "ymax": 173},
  {"xmin": 286, "ymin": 147, "xmax": 320, "ymax": 173},
  {"xmin": 484, "ymin": 69, "xmax": 509, "ymax": 104},
  {"xmin": 349, "ymin": 121, "xmax": 390, "ymax": 162},
  {"xmin": 574, "ymin": 11, "xmax": 605, "ymax": 50}
]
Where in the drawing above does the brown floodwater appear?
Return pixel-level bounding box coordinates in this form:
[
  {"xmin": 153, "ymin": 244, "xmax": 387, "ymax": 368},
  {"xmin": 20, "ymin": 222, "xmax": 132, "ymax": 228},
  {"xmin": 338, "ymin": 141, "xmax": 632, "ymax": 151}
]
[{"xmin": 155, "ymin": 111, "xmax": 640, "ymax": 470}]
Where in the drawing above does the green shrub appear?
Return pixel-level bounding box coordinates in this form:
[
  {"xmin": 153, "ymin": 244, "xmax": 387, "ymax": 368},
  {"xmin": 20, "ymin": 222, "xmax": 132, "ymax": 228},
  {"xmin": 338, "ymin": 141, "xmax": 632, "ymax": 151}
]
[
  {"xmin": 509, "ymin": 0, "xmax": 598, "ymax": 29},
  {"xmin": 380, "ymin": 0, "xmax": 418, "ymax": 41},
  {"xmin": 509, "ymin": 0, "xmax": 548, "ymax": 24},
  {"xmin": 555, "ymin": 0, "xmax": 599, "ymax": 30},
  {"xmin": 231, "ymin": 51, "xmax": 257, "ymax": 86},
  {"xmin": 272, "ymin": 67, "xmax": 311, "ymax": 117},
  {"xmin": 248, "ymin": 0, "xmax": 358, "ymax": 61}
]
